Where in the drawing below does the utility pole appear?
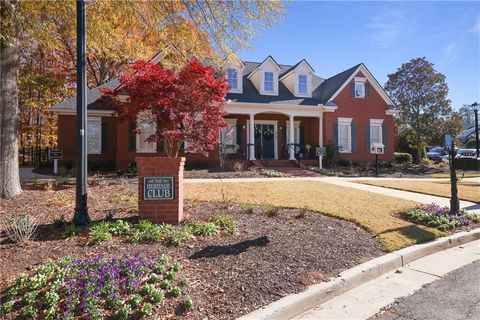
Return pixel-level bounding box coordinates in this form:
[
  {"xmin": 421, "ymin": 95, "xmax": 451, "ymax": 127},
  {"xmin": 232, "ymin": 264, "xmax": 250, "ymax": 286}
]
[{"xmin": 73, "ymin": 0, "xmax": 90, "ymax": 225}]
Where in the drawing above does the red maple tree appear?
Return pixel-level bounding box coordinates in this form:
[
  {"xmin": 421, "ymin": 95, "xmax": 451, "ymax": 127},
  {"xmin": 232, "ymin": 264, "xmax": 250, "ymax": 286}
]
[{"xmin": 103, "ymin": 59, "xmax": 228, "ymax": 157}]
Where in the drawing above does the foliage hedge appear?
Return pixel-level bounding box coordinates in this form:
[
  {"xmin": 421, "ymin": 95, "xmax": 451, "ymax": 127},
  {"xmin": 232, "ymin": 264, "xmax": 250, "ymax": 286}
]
[{"xmin": 394, "ymin": 152, "xmax": 413, "ymax": 164}]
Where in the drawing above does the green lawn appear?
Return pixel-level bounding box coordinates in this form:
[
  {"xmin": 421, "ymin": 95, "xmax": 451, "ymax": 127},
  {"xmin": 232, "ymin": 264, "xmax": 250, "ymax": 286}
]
[{"xmin": 185, "ymin": 181, "xmax": 443, "ymax": 252}]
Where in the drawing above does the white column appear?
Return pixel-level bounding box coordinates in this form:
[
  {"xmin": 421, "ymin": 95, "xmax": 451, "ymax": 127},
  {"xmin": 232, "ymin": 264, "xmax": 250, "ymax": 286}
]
[
  {"xmin": 249, "ymin": 113, "xmax": 256, "ymax": 160},
  {"xmin": 319, "ymin": 111, "xmax": 324, "ymax": 168},
  {"xmin": 289, "ymin": 114, "xmax": 295, "ymax": 160}
]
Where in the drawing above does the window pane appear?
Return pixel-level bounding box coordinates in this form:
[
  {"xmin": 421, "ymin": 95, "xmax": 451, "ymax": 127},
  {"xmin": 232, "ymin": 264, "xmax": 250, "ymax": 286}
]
[
  {"xmin": 138, "ymin": 121, "xmax": 156, "ymax": 152},
  {"xmin": 355, "ymin": 82, "xmax": 365, "ymax": 97},
  {"xmin": 298, "ymin": 75, "xmax": 307, "ymax": 94},
  {"xmin": 264, "ymin": 72, "xmax": 274, "ymax": 92},
  {"xmin": 227, "ymin": 68, "xmax": 238, "ymax": 89},
  {"xmin": 338, "ymin": 124, "xmax": 350, "ymax": 152},
  {"xmin": 370, "ymin": 125, "xmax": 382, "ymax": 144},
  {"xmin": 87, "ymin": 121, "xmax": 101, "ymax": 154},
  {"xmin": 220, "ymin": 123, "xmax": 237, "ymax": 153}
]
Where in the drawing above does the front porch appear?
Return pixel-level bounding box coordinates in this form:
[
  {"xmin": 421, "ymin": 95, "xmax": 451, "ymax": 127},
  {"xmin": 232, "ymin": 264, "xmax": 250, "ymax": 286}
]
[{"xmin": 223, "ymin": 101, "xmax": 337, "ymax": 162}]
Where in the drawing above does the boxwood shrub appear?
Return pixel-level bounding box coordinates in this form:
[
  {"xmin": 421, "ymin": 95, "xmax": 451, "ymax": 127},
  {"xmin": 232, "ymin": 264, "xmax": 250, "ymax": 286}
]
[{"xmin": 394, "ymin": 152, "xmax": 413, "ymax": 165}]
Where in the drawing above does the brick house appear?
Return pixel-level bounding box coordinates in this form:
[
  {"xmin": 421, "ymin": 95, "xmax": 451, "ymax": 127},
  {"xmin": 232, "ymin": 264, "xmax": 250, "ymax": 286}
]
[{"xmin": 51, "ymin": 54, "xmax": 398, "ymax": 170}]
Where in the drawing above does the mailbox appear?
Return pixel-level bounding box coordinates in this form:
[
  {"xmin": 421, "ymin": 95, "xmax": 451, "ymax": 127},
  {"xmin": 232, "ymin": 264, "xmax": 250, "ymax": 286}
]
[{"xmin": 370, "ymin": 143, "xmax": 385, "ymax": 155}]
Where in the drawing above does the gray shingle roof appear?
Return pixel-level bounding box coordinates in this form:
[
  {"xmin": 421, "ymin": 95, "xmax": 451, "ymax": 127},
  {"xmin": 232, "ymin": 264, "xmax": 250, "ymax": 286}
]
[
  {"xmin": 51, "ymin": 59, "xmax": 366, "ymax": 111},
  {"xmin": 51, "ymin": 78, "xmax": 121, "ymax": 111}
]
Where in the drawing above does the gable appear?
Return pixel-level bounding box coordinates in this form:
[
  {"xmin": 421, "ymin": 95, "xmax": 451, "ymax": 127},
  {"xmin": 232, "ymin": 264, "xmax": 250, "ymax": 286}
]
[{"xmin": 327, "ymin": 64, "xmax": 394, "ymax": 106}]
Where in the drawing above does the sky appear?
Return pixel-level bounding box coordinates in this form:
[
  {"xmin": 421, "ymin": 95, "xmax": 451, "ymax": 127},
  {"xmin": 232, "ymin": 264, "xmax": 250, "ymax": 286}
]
[{"xmin": 237, "ymin": 1, "xmax": 480, "ymax": 109}]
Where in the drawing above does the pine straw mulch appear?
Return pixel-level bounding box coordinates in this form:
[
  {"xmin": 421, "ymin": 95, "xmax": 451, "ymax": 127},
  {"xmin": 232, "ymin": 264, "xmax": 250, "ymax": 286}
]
[{"xmin": 0, "ymin": 184, "xmax": 384, "ymax": 319}]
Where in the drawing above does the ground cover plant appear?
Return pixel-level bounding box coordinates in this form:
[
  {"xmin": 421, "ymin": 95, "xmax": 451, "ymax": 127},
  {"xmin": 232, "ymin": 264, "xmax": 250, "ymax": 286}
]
[
  {"xmin": 259, "ymin": 168, "xmax": 287, "ymax": 177},
  {"xmin": 356, "ymin": 179, "xmax": 480, "ymax": 203},
  {"xmin": 0, "ymin": 254, "xmax": 191, "ymax": 319},
  {"xmin": 0, "ymin": 184, "xmax": 385, "ymax": 319},
  {"xmin": 184, "ymin": 180, "xmax": 444, "ymax": 251},
  {"xmin": 85, "ymin": 218, "xmax": 236, "ymax": 247},
  {"xmin": 402, "ymin": 203, "xmax": 480, "ymax": 231}
]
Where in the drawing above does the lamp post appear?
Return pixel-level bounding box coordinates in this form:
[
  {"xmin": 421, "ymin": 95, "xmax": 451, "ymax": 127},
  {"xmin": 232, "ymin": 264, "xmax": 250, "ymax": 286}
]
[
  {"xmin": 471, "ymin": 102, "xmax": 479, "ymax": 159},
  {"xmin": 73, "ymin": 0, "xmax": 90, "ymax": 225}
]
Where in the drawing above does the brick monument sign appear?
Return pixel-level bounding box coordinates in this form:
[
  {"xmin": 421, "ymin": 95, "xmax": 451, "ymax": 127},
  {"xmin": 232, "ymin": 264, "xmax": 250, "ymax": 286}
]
[{"xmin": 136, "ymin": 156, "xmax": 185, "ymax": 224}]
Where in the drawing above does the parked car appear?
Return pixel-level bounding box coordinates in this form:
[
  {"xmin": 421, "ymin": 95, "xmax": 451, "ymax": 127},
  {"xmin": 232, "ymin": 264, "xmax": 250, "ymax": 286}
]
[
  {"xmin": 427, "ymin": 147, "xmax": 448, "ymax": 162},
  {"xmin": 455, "ymin": 148, "xmax": 477, "ymax": 159}
]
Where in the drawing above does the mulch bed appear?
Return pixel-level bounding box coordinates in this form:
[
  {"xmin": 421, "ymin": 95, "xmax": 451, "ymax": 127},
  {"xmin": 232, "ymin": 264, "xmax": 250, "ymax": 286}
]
[
  {"xmin": 184, "ymin": 168, "xmax": 265, "ymax": 179},
  {"xmin": 0, "ymin": 185, "xmax": 384, "ymax": 319}
]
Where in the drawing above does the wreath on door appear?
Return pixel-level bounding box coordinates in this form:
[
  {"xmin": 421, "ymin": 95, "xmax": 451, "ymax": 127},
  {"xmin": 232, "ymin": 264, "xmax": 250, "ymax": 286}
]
[{"xmin": 263, "ymin": 127, "xmax": 274, "ymax": 140}]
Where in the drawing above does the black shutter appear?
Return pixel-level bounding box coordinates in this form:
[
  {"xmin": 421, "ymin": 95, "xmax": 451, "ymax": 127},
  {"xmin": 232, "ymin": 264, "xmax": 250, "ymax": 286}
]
[
  {"xmin": 351, "ymin": 123, "xmax": 357, "ymax": 152},
  {"xmin": 299, "ymin": 126, "xmax": 305, "ymax": 145},
  {"xmin": 128, "ymin": 122, "xmax": 136, "ymax": 151},
  {"xmin": 365, "ymin": 82, "xmax": 371, "ymax": 97},
  {"xmin": 236, "ymin": 123, "xmax": 242, "ymax": 147},
  {"xmin": 101, "ymin": 122, "xmax": 108, "ymax": 153},
  {"xmin": 350, "ymin": 82, "xmax": 355, "ymax": 97},
  {"xmin": 365, "ymin": 124, "xmax": 370, "ymax": 152},
  {"xmin": 333, "ymin": 123, "xmax": 338, "ymax": 147}
]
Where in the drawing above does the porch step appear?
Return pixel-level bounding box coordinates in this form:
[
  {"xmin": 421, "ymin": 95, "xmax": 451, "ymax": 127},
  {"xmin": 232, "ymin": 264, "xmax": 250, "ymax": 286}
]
[{"xmin": 251, "ymin": 160, "xmax": 299, "ymax": 168}]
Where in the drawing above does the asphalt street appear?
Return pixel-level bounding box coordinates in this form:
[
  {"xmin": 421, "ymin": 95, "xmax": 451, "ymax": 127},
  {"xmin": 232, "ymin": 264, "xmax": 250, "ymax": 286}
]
[{"xmin": 375, "ymin": 260, "xmax": 480, "ymax": 320}]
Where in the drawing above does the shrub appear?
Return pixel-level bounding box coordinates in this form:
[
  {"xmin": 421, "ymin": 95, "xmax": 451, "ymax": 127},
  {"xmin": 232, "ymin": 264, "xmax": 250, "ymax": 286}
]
[
  {"xmin": 260, "ymin": 168, "xmax": 286, "ymax": 177},
  {"xmin": 240, "ymin": 203, "xmax": 255, "ymax": 214},
  {"xmin": 110, "ymin": 219, "xmax": 131, "ymax": 235},
  {"xmin": 308, "ymin": 166, "xmax": 343, "ymax": 176},
  {"xmin": 264, "ymin": 204, "xmax": 280, "ymax": 217},
  {"xmin": 1, "ymin": 215, "xmax": 38, "ymax": 243},
  {"xmin": 189, "ymin": 222, "xmax": 219, "ymax": 237},
  {"xmin": 0, "ymin": 254, "xmax": 190, "ymax": 319},
  {"xmin": 169, "ymin": 286, "xmax": 182, "ymax": 298},
  {"xmin": 403, "ymin": 203, "xmax": 478, "ymax": 231},
  {"xmin": 89, "ymin": 221, "xmax": 112, "ymax": 244},
  {"xmin": 394, "ymin": 152, "xmax": 413, "ymax": 165},
  {"xmin": 182, "ymin": 297, "xmax": 194, "ymax": 312},
  {"xmin": 165, "ymin": 227, "xmax": 193, "ymax": 247},
  {"xmin": 233, "ymin": 161, "xmax": 245, "ymax": 172},
  {"xmin": 211, "ymin": 215, "xmax": 237, "ymax": 233},
  {"xmin": 184, "ymin": 160, "xmax": 209, "ymax": 171}
]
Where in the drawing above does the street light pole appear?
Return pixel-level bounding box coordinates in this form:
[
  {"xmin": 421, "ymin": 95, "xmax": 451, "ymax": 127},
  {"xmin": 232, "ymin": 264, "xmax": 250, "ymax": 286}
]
[
  {"xmin": 471, "ymin": 102, "xmax": 479, "ymax": 159},
  {"xmin": 73, "ymin": 0, "xmax": 90, "ymax": 225}
]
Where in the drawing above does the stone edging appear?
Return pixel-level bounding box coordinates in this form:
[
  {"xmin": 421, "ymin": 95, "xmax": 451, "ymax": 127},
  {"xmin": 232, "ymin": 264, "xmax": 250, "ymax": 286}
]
[{"xmin": 237, "ymin": 228, "xmax": 480, "ymax": 320}]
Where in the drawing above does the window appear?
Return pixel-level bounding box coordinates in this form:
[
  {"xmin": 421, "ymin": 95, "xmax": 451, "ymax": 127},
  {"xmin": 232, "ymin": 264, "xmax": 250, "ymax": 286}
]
[
  {"xmin": 355, "ymin": 81, "xmax": 365, "ymax": 98},
  {"xmin": 87, "ymin": 118, "xmax": 102, "ymax": 154},
  {"xmin": 298, "ymin": 74, "xmax": 308, "ymax": 95},
  {"xmin": 338, "ymin": 118, "xmax": 352, "ymax": 153},
  {"xmin": 264, "ymin": 72, "xmax": 274, "ymax": 92},
  {"xmin": 227, "ymin": 68, "xmax": 238, "ymax": 90},
  {"xmin": 136, "ymin": 115, "xmax": 157, "ymax": 153},
  {"xmin": 370, "ymin": 119, "xmax": 383, "ymax": 145},
  {"xmin": 220, "ymin": 119, "xmax": 237, "ymax": 154}
]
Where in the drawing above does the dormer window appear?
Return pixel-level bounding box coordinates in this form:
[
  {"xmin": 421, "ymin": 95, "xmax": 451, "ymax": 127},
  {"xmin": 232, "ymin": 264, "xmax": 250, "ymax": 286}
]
[
  {"xmin": 227, "ymin": 68, "xmax": 238, "ymax": 90},
  {"xmin": 264, "ymin": 72, "xmax": 274, "ymax": 92},
  {"xmin": 298, "ymin": 74, "xmax": 308, "ymax": 95}
]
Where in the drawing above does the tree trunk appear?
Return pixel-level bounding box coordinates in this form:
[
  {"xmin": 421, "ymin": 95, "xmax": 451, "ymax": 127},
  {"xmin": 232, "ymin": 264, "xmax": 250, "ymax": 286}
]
[
  {"xmin": 415, "ymin": 133, "xmax": 423, "ymax": 164},
  {"xmin": 0, "ymin": 0, "xmax": 22, "ymax": 198}
]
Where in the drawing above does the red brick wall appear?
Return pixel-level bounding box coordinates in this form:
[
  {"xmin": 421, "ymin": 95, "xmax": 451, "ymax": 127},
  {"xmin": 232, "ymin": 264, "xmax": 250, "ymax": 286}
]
[
  {"xmin": 57, "ymin": 115, "xmax": 118, "ymax": 167},
  {"xmin": 136, "ymin": 156, "xmax": 185, "ymax": 224},
  {"xmin": 324, "ymin": 71, "xmax": 395, "ymax": 161}
]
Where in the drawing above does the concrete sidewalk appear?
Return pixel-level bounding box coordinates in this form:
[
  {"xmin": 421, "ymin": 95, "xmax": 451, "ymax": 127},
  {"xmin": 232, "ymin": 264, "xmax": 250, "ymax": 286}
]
[
  {"xmin": 319, "ymin": 177, "xmax": 480, "ymax": 214},
  {"xmin": 19, "ymin": 167, "xmax": 54, "ymax": 181},
  {"xmin": 294, "ymin": 239, "xmax": 480, "ymax": 320}
]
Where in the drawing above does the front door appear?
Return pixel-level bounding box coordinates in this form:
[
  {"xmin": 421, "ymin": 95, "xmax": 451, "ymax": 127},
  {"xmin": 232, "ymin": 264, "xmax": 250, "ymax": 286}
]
[{"xmin": 254, "ymin": 124, "xmax": 275, "ymax": 159}]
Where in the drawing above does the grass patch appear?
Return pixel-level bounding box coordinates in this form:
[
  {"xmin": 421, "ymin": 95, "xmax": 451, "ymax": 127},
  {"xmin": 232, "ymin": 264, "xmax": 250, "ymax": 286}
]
[
  {"xmin": 430, "ymin": 173, "xmax": 480, "ymax": 178},
  {"xmin": 184, "ymin": 181, "xmax": 442, "ymax": 251},
  {"xmin": 356, "ymin": 180, "xmax": 480, "ymax": 203}
]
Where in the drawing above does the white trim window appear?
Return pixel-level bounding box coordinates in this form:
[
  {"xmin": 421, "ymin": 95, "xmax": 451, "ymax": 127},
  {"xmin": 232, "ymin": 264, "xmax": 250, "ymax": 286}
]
[
  {"xmin": 87, "ymin": 117, "xmax": 102, "ymax": 154},
  {"xmin": 227, "ymin": 68, "xmax": 238, "ymax": 91},
  {"xmin": 220, "ymin": 119, "xmax": 237, "ymax": 154},
  {"xmin": 264, "ymin": 72, "xmax": 274, "ymax": 92},
  {"xmin": 370, "ymin": 119, "xmax": 383, "ymax": 145},
  {"xmin": 298, "ymin": 74, "xmax": 308, "ymax": 95},
  {"xmin": 338, "ymin": 118, "xmax": 352, "ymax": 153},
  {"xmin": 355, "ymin": 82, "xmax": 365, "ymax": 98},
  {"xmin": 136, "ymin": 114, "xmax": 157, "ymax": 153}
]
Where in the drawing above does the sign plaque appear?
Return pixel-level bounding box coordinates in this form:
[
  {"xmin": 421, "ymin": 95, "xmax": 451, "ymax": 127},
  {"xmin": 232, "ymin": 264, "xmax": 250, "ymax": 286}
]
[
  {"xmin": 316, "ymin": 147, "xmax": 326, "ymax": 157},
  {"xmin": 48, "ymin": 150, "xmax": 63, "ymax": 160},
  {"xmin": 143, "ymin": 177, "xmax": 174, "ymax": 200}
]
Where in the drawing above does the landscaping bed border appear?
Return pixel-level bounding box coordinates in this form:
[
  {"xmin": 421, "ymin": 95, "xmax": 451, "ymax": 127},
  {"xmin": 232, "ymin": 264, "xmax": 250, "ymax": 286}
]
[{"xmin": 238, "ymin": 228, "xmax": 480, "ymax": 320}]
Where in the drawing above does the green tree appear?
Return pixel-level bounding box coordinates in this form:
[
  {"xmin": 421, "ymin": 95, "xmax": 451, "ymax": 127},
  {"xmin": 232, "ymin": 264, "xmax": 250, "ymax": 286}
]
[{"xmin": 385, "ymin": 57, "xmax": 452, "ymax": 163}]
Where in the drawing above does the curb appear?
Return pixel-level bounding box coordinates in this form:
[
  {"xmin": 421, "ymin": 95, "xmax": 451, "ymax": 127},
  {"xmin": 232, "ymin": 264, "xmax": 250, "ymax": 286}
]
[{"xmin": 237, "ymin": 228, "xmax": 480, "ymax": 320}]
